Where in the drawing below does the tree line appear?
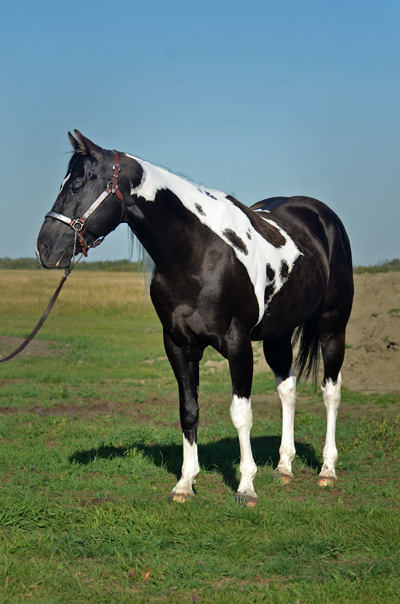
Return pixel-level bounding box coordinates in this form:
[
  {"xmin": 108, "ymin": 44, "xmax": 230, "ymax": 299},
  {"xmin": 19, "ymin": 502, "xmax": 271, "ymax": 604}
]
[
  {"xmin": 0, "ymin": 257, "xmax": 399, "ymax": 273},
  {"xmin": 0, "ymin": 258, "xmax": 149, "ymax": 271}
]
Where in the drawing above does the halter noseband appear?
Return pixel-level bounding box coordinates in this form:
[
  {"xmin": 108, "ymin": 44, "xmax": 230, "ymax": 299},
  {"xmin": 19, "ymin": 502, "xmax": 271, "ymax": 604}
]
[{"xmin": 45, "ymin": 151, "xmax": 124, "ymax": 257}]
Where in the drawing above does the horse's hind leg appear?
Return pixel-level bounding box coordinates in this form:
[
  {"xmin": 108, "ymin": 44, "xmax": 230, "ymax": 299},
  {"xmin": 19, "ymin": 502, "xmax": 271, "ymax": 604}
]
[
  {"xmin": 263, "ymin": 333, "xmax": 296, "ymax": 483},
  {"xmin": 318, "ymin": 330, "xmax": 346, "ymax": 486},
  {"xmin": 316, "ymin": 241, "xmax": 353, "ymax": 485},
  {"xmin": 163, "ymin": 331, "xmax": 201, "ymax": 501},
  {"xmin": 226, "ymin": 326, "xmax": 258, "ymax": 507}
]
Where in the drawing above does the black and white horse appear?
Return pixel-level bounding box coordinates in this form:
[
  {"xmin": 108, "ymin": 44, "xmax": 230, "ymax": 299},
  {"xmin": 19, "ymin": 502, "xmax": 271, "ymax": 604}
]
[{"xmin": 36, "ymin": 131, "xmax": 354, "ymax": 506}]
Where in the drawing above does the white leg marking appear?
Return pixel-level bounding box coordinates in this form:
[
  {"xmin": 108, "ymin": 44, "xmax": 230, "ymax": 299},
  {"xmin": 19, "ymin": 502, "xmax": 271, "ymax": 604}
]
[
  {"xmin": 230, "ymin": 395, "xmax": 257, "ymax": 498},
  {"xmin": 171, "ymin": 435, "xmax": 200, "ymax": 497},
  {"xmin": 320, "ymin": 373, "xmax": 342, "ymax": 478},
  {"xmin": 275, "ymin": 369, "xmax": 297, "ymax": 478}
]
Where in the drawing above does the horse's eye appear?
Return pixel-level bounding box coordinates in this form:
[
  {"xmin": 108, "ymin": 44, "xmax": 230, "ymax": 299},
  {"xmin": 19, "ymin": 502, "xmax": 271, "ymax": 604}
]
[{"xmin": 70, "ymin": 180, "xmax": 83, "ymax": 193}]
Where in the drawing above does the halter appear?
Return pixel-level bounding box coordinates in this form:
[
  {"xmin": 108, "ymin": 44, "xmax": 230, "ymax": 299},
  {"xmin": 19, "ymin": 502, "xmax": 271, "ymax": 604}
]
[{"xmin": 45, "ymin": 151, "xmax": 124, "ymax": 257}]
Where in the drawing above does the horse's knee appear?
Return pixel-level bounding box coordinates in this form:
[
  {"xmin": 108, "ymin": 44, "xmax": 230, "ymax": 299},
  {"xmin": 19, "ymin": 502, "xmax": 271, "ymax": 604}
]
[{"xmin": 180, "ymin": 400, "xmax": 199, "ymax": 433}]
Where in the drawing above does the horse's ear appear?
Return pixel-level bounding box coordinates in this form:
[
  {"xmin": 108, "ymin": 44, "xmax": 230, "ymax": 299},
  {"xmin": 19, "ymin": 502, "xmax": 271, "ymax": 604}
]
[
  {"xmin": 72, "ymin": 130, "xmax": 104, "ymax": 161},
  {"xmin": 68, "ymin": 131, "xmax": 80, "ymax": 151}
]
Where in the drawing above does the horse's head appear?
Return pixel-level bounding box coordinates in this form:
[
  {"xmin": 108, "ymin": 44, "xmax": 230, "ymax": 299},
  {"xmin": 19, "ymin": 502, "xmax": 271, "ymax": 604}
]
[{"xmin": 36, "ymin": 130, "xmax": 139, "ymax": 269}]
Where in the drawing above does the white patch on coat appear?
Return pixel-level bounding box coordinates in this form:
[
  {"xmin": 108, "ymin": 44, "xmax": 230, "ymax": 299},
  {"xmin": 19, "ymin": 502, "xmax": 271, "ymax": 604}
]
[{"xmin": 127, "ymin": 155, "xmax": 302, "ymax": 325}]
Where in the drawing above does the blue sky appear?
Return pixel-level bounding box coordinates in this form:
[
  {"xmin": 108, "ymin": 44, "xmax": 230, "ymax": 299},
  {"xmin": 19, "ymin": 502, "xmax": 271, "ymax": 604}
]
[{"xmin": 0, "ymin": 0, "xmax": 399, "ymax": 266}]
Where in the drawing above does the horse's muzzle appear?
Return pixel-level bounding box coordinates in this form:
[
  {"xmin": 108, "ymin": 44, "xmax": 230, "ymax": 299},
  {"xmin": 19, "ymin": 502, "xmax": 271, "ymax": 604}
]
[{"xmin": 36, "ymin": 242, "xmax": 71, "ymax": 270}]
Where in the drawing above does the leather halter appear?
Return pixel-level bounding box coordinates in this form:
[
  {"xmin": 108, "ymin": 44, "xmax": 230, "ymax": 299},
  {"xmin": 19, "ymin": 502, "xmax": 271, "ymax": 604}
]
[{"xmin": 45, "ymin": 151, "xmax": 124, "ymax": 257}]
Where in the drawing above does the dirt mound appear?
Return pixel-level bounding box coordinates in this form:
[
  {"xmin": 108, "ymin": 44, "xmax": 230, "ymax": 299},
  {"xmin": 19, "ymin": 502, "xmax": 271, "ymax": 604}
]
[{"xmin": 344, "ymin": 272, "xmax": 400, "ymax": 392}]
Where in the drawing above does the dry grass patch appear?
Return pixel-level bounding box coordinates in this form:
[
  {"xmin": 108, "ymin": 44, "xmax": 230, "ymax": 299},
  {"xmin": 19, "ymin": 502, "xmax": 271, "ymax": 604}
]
[{"xmin": 0, "ymin": 269, "xmax": 152, "ymax": 315}]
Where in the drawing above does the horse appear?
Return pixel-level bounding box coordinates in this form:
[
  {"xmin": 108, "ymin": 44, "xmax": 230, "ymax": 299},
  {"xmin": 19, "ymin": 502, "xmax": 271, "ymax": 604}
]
[{"xmin": 36, "ymin": 130, "xmax": 354, "ymax": 506}]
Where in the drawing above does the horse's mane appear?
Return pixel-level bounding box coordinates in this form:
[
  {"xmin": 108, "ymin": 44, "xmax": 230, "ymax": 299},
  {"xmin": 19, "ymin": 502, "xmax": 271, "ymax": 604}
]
[{"xmin": 128, "ymin": 228, "xmax": 153, "ymax": 273}]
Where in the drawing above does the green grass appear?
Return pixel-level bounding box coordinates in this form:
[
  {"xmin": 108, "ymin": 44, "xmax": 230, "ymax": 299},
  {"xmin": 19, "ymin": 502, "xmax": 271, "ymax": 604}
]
[{"xmin": 1, "ymin": 272, "xmax": 400, "ymax": 602}]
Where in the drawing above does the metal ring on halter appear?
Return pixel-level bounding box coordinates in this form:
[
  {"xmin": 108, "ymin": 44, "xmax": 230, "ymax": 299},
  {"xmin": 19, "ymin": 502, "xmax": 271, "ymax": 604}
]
[{"xmin": 71, "ymin": 220, "xmax": 84, "ymax": 233}]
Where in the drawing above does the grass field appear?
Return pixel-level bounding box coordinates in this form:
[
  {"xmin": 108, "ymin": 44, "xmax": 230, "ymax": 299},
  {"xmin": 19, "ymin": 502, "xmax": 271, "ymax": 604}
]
[{"xmin": 0, "ymin": 270, "xmax": 399, "ymax": 603}]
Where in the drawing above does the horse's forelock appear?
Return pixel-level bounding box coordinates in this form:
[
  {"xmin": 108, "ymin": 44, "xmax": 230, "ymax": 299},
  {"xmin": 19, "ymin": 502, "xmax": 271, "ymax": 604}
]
[{"xmin": 67, "ymin": 151, "xmax": 82, "ymax": 173}]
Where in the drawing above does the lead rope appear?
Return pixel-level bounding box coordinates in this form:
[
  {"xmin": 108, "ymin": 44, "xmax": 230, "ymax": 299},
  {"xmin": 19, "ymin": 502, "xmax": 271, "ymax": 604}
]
[
  {"xmin": 0, "ymin": 232, "xmax": 83, "ymax": 363},
  {"xmin": 67, "ymin": 228, "xmax": 84, "ymax": 274}
]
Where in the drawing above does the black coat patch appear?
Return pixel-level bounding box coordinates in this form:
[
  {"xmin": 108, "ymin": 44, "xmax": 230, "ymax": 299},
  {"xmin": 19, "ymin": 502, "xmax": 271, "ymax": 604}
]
[
  {"xmin": 266, "ymin": 264, "xmax": 275, "ymax": 282},
  {"xmin": 195, "ymin": 203, "xmax": 206, "ymax": 216},
  {"xmin": 223, "ymin": 229, "xmax": 249, "ymax": 255},
  {"xmin": 281, "ymin": 261, "xmax": 289, "ymax": 279}
]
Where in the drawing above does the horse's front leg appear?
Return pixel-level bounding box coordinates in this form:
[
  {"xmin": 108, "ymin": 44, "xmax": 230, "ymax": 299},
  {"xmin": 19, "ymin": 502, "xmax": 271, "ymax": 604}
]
[
  {"xmin": 226, "ymin": 328, "xmax": 258, "ymax": 507},
  {"xmin": 164, "ymin": 331, "xmax": 201, "ymax": 501}
]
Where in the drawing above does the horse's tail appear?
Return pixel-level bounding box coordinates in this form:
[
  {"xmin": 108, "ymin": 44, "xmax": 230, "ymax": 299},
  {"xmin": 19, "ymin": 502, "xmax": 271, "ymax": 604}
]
[{"xmin": 292, "ymin": 319, "xmax": 320, "ymax": 384}]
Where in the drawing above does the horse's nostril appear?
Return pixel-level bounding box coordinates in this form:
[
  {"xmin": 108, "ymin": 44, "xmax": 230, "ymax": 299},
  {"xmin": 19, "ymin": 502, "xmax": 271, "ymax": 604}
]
[
  {"xmin": 37, "ymin": 242, "xmax": 59, "ymax": 269},
  {"xmin": 40, "ymin": 243, "xmax": 50, "ymax": 259}
]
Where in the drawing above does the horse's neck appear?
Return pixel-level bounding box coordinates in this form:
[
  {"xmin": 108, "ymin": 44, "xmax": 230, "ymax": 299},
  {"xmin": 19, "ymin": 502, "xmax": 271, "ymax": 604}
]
[
  {"xmin": 125, "ymin": 196, "xmax": 200, "ymax": 274},
  {"xmin": 125, "ymin": 155, "xmax": 231, "ymax": 268}
]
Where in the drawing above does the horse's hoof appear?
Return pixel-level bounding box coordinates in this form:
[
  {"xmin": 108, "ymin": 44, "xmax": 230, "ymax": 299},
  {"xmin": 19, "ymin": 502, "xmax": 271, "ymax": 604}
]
[
  {"xmin": 234, "ymin": 492, "xmax": 258, "ymax": 507},
  {"xmin": 169, "ymin": 491, "xmax": 194, "ymax": 503},
  {"xmin": 317, "ymin": 475, "xmax": 336, "ymax": 487},
  {"xmin": 275, "ymin": 471, "xmax": 293, "ymax": 485}
]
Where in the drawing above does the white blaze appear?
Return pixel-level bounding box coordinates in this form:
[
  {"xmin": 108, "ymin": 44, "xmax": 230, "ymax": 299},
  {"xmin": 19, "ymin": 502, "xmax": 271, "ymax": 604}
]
[{"xmin": 60, "ymin": 173, "xmax": 71, "ymax": 191}]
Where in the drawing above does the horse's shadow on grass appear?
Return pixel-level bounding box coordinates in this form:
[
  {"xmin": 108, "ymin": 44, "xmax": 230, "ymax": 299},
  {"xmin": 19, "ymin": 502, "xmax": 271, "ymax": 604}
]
[{"xmin": 69, "ymin": 436, "xmax": 320, "ymax": 493}]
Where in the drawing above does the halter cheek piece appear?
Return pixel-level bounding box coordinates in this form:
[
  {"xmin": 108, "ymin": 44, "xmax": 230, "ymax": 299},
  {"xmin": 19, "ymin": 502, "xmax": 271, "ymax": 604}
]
[{"xmin": 45, "ymin": 151, "xmax": 124, "ymax": 257}]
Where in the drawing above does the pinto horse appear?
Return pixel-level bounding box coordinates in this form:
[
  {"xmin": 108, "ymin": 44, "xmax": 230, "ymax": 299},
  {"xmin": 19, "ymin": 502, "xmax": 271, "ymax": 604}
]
[{"xmin": 36, "ymin": 131, "xmax": 353, "ymax": 506}]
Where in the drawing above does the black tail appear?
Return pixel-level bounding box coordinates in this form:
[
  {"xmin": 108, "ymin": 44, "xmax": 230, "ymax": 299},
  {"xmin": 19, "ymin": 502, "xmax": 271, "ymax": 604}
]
[{"xmin": 292, "ymin": 319, "xmax": 321, "ymax": 384}]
